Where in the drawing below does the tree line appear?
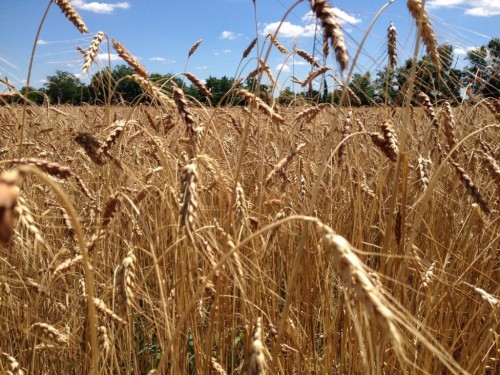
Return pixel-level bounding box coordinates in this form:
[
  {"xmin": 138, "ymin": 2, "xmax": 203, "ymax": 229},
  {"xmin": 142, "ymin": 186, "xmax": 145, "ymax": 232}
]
[{"xmin": 6, "ymin": 38, "xmax": 499, "ymax": 106}]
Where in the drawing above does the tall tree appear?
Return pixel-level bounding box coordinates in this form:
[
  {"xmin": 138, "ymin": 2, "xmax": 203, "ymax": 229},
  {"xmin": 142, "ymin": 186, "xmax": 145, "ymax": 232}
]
[
  {"xmin": 44, "ymin": 70, "xmax": 88, "ymax": 104},
  {"xmin": 90, "ymin": 65, "xmax": 144, "ymax": 104},
  {"xmin": 349, "ymin": 72, "xmax": 376, "ymax": 106},
  {"xmin": 465, "ymin": 38, "xmax": 500, "ymax": 98}
]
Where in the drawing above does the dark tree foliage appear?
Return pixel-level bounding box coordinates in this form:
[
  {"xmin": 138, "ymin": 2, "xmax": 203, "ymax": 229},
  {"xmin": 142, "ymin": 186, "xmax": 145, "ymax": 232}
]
[
  {"xmin": 277, "ymin": 86, "xmax": 295, "ymax": 106},
  {"xmin": 374, "ymin": 44, "xmax": 464, "ymax": 105},
  {"xmin": 44, "ymin": 70, "xmax": 89, "ymax": 104},
  {"xmin": 205, "ymin": 76, "xmax": 240, "ymax": 106},
  {"xmin": 465, "ymin": 38, "xmax": 500, "ymax": 99},
  {"xmin": 349, "ymin": 72, "xmax": 376, "ymax": 106},
  {"xmin": 90, "ymin": 65, "xmax": 144, "ymax": 104},
  {"xmin": 20, "ymin": 37, "xmax": 500, "ymax": 106}
]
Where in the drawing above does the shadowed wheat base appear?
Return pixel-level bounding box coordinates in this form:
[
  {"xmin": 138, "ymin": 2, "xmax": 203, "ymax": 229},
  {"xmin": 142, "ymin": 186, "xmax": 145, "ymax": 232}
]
[{"xmin": 0, "ymin": 0, "xmax": 499, "ymax": 374}]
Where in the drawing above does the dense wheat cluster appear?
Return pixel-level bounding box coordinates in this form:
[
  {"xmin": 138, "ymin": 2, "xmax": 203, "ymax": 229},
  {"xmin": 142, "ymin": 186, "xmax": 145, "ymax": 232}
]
[{"xmin": 0, "ymin": 1, "xmax": 499, "ymax": 374}]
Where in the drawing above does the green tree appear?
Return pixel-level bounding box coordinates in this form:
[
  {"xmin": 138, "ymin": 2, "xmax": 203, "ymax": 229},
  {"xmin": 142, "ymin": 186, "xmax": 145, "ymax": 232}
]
[
  {"xmin": 465, "ymin": 37, "xmax": 500, "ymax": 98},
  {"xmin": 205, "ymin": 76, "xmax": 239, "ymax": 106},
  {"xmin": 379, "ymin": 44, "xmax": 464, "ymax": 105},
  {"xmin": 19, "ymin": 86, "xmax": 45, "ymax": 104},
  {"xmin": 349, "ymin": 72, "xmax": 376, "ymax": 106},
  {"xmin": 44, "ymin": 70, "xmax": 88, "ymax": 104},
  {"xmin": 90, "ymin": 65, "xmax": 144, "ymax": 104},
  {"xmin": 374, "ymin": 69, "xmax": 398, "ymax": 104},
  {"xmin": 244, "ymin": 77, "xmax": 271, "ymax": 104},
  {"xmin": 277, "ymin": 86, "xmax": 295, "ymax": 106}
]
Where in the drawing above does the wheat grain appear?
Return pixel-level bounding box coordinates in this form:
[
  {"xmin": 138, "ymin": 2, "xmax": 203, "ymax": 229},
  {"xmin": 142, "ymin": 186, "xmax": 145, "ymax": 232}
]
[
  {"xmin": 83, "ymin": 31, "xmax": 105, "ymax": 74},
  {"xmin": 113, "ymin": 39, "xmax": 149, "ymax": 78},
  {"xmin": 188, "ymin": 39, "xmax": 203, "ymax": 58},
  {"xmin": 387, "ymin": 22, "xmax": 397, "ymax": 69},
  {"xmin": 53, "ymin": 0, "xmax": 89, "ymax": 34},
  {"xmin": 309, "ymin": 0, "xmax": 349, "ymax": 70},
  {"xmin": 407, "ymin": 0, "xmax": 441, "ymax": 71}
]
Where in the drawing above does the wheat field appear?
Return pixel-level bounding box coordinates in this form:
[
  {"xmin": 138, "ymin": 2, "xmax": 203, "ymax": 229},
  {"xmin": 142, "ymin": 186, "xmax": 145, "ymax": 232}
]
[{"xmin": 0, "ymin": 1, "xmax": 499, "ymax": 374}]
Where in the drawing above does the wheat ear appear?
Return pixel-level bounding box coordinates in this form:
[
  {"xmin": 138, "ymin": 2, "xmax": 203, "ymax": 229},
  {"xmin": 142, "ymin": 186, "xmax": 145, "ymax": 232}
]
[
  {"xmin": 309, "ymin": 0, "xmax": 349, "ymax": 70},
  {"xmin": 83, "ymin": 31, "xmax": 105, "ymax": 74},
  {"xmin": 53, "ymin": 0, "xmax": 89, "ymax": 34},
  {"xmin": 407, "ymin": 0, "xmax": 441, "ymax": 71},
  {"xmin": 113, "ymin": 39, "xmax": 149, "ymax": 78}
]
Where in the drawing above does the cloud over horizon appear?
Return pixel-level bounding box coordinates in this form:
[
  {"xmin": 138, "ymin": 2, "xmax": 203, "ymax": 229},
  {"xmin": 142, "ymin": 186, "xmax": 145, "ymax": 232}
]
[
  {"xmin": 263, "ymin": 8, "xmax": 361, "ymax": 38},
  {"xmin": 428, "ymin": 0, "xmax": 500, "ymax": 17},
  {"xmin": 73, "ymin": 0, "xmax": 130, "ymax": 14}
]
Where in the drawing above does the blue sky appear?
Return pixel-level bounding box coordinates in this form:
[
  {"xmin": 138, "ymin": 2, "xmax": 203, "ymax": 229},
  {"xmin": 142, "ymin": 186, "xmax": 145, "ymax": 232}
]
[{"xmin": 0, "ymin": 0, "xmax": 499, "ymax": 93}]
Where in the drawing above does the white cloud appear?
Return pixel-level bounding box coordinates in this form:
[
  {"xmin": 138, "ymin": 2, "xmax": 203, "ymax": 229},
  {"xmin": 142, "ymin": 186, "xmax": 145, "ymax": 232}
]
[
  {"xmin": 149, "ymin": 57, "xmax": 166, "ymax": 62},
  {"xmin": 196, "ymin": 65, "xmax": 209, "ymax": 70},
  {"xmin": 220, "ymin": 31, "xmax": 237, "ymax": 40},
  {"xmin": 214, "ymin": 48, "xmax": 232, "ymax": 56},
  {"xmin": 96, "ymin": 53, "xmax": 121, "ymax": 62},
  {"xmin": 262, "ymin": 21, "xmax": 316, "ymax": 38},
  {"xmin": 428, "ymin": 0, "xmax": 500, "ymax": 16},
  {"xmin": 453, "ymin": 46, "xmax": 476, "ymax": 55},
  {"xmin": 276, "ymin": 63, "xmax": 291, "ymax": 73},
  {"xmin": 37, "ymin": 39, "xmax": 48, "ymax": 45},
  {"xmin": 332, "ymin": 7, "xmax": 362, "ymax": 24},
  {"xmin": 72, "ymin": 0, "xmax": 130, "ymax": 14},
  {"xmin": 301, "ymin": 9, "xmax": 361, "ymax": 25},
  {"xmin": 264, "ymin": 8, "xmax": 360, "ymax": 39}
]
